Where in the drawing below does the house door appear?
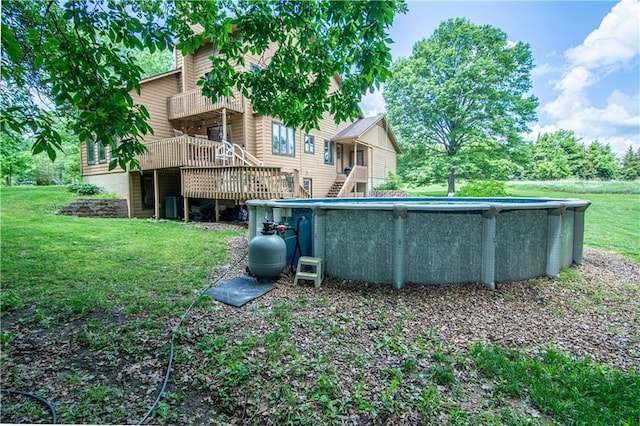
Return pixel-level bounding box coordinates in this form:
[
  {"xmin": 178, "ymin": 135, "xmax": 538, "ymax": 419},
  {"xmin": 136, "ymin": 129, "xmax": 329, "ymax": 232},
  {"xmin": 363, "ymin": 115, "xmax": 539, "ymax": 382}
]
[{"xmin": 336, "ymin": 144, "xmax": 344, "ymax": 174}]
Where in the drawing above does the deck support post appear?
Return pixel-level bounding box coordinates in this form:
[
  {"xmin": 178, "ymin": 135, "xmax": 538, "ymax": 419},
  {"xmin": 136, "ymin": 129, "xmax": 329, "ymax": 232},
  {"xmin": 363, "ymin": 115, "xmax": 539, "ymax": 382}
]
[
  {"xmin": 572, "ymin": 206, "xmax": 588, "ymax": 265},
  {"xmin": 214, "ymin": 199, "xmax": 221, "ymax": 222},
  {"xmin": 481, "ymin": 208, "xmax": 500, "ymax": 290},
  {"xmin": 546, "ymin": 207, "xmax": 566, "ymax": 278},
  {"xmin": 312, "ymin": 207, "xmax": 326, "ymax": 264},
  {"xmin": 153, "ymin": 169, "xmax": 160, "ymax": 220},
  {"xmin": 183, "ymin": 197, "xmax": 189, "ymax": 222},
  {"xmin": 392, "ymin": 206, "xmax": 407, "ymax": 290}
]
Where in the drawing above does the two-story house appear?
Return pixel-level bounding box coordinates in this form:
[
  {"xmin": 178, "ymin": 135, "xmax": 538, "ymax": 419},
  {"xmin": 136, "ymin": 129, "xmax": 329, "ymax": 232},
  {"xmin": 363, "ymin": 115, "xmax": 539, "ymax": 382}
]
[{"xmin": 80, "ymin": 37, "xmax": 400, "ymax": 221}]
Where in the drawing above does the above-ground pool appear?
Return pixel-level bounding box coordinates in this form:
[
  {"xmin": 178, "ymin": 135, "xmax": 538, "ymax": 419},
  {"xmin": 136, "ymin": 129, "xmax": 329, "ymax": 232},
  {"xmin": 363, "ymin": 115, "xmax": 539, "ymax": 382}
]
[{"xmin": 247, "ymin": 197, "xmax": 591, "ymax": 290}]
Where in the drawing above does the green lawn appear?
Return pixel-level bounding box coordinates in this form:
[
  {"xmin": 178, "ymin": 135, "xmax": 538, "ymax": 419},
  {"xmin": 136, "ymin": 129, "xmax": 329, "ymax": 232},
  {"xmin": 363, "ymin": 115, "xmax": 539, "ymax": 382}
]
[
  {"xmin": 406, "ymin": 180, "xmax": 640, "ymax": 263},
  {"xmin": 0, "ymin": 186, "xmax": 244, "ymax": 318}
]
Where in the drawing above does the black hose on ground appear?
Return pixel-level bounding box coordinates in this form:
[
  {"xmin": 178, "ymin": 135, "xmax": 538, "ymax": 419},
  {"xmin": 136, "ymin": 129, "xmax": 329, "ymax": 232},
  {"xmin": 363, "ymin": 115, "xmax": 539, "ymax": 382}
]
[
  {"xmin": 0, "ymin": 389, "xmax": 57, "ymax": 424},
  {"xmin": 137, "ymin": 250, "xmax": 248, "ymax": 425}
]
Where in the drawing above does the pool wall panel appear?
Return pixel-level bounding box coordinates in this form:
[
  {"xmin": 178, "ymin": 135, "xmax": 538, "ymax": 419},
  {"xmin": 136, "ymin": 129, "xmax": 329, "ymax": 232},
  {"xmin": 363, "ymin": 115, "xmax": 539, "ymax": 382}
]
[
  {"xmin": 404, "ymin": 213, "xmax": 482, "ymax": 284},
  {"xmin": 324, "ymin": 210, "xmax": 394, "ymax": 283},
  {"xmin": 495, "ymin": 210, "xmax": 548, "ymax": 282}
]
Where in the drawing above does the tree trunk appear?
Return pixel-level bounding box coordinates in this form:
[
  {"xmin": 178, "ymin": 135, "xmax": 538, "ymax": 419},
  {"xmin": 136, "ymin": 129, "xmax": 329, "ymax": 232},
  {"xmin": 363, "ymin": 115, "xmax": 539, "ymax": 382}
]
[{"xmin": 447, "ymin": 168, "xmax": 455, "ymax": 196}]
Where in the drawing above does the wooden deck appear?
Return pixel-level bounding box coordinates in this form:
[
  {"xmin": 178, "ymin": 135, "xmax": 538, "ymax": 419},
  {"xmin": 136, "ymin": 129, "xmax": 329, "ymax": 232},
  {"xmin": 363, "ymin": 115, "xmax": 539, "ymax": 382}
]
[
  {"xmin": 167, "ymin": 87, "xmax": 243, "ymax": 120},
  {"xmin": 137, "ymin": 138, "xmax": 311, "ymax": 205}
]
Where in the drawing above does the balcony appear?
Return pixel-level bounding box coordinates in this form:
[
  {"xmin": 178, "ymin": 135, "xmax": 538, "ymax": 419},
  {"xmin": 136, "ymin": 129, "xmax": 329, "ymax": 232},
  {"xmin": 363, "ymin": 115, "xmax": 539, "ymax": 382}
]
[{"xmin": 167, "ymin": 87, "xmax": 243, "ymax": 120}]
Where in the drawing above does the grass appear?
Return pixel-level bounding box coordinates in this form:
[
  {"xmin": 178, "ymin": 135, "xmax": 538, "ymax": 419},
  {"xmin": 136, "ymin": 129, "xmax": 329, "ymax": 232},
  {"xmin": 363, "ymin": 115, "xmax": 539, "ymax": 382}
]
[
  {"xmin": 1, "ymin": 184, "xmax": 639, "ymax": 424},
  {"xmin": 405, "ymin": 179, "xmax": 640, "ymax": 263},
  {"xmin": 471, "ymin": 343, "xmax": 640, "ymax": 425},
  {"xmin": 0, "ymin": 186, "xmax": 244, "ymax": 321}
]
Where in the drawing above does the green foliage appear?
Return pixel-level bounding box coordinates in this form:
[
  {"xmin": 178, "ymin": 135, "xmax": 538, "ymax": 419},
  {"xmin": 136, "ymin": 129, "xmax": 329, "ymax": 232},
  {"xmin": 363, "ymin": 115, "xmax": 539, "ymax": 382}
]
[
  {"xmin": 619, "ymin": 146, "xmax": 640, "ymax": 180},
  {"xmin": 583, "ymin": 141, "xmax": 618, "ymax": 180},
  {"xmin": 472, "ymin": 344, "xmax": 640, "ymax": 425},
  {"xmin": 385, "ymin": 17, "xmax": 538, "ymax": 191},
  {"xmin": 457, "ymin": 180, "xmax": 509, "ymax": 197},
  {"xmin": 528, "ymin": 131, "xmax": 619, "ymax": 181},
  {"xmin": 374, "ymin": 172, "xmax": 403, "ymax": 190},
  {"xmin": 67, "ymin": 182, "xmax": 103, "ymax": 195},
  {"xmin": 0, "ymin": 130, "xmax": 34, "ymax": 186},
  {"xmin": 2, "ymin": 0, "xmax": 406, "ymax": 168}
]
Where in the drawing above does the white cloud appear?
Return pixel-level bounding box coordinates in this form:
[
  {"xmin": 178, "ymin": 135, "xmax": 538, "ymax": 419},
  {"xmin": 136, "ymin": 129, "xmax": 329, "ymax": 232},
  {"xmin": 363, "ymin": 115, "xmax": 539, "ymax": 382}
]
[
  {"xmin": 359, "ymin": 87, "xmax": 387, "ymax": 117},
  {"xmin": 539, "ymin": 0, "xmax": 640, "ymax": 156},
  {"xmin": 531, "ymin": 63, "xmax": 560, "ymax": 78},
  {"xmin": 565, "ymin": 0, "xmax": 640, "ymax": 69}
]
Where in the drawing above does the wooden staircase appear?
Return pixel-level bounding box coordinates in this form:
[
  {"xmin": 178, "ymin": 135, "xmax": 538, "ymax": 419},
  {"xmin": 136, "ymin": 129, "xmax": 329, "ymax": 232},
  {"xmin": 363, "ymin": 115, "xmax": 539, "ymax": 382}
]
[{"xmin": 326, "ymin": 177, "xmax": 345, "ymax": 197}]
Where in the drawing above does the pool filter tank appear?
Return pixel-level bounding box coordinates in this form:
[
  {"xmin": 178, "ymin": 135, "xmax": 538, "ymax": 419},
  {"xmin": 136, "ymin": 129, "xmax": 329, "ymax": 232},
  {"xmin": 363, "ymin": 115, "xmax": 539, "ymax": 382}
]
[{"xmin": 248, "ymin": 220, "xmax": 286, "ymax": 280}]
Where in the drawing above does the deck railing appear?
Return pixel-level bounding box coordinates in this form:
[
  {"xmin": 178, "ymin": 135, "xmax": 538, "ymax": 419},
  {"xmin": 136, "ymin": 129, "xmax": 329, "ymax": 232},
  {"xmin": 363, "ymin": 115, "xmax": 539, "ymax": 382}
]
[
  {"xmin": 182, "ymin": 166, "xmax": 287, "ymax": 201},
  {"xmin": 137, "ymin": 136, "xmax": 260, "ymax": 169},
  {"xmin": 167, "ymin": 87, "xmax": 243, "ymax": 120},
  {"xmin": 337, "ymin": 165, "xmax": 367, "ymax": 197}
]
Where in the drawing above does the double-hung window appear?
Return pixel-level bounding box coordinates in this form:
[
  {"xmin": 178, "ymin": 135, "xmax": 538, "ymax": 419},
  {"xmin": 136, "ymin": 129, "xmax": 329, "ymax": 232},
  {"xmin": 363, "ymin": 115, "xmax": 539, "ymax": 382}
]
[
  {"xmin": 86, "ymin": 140, "xmax": 96, "ymax": 165},
  {"xmin": 272, "ymin": 122, "xmax": 295, "ymax": 157},
  {"xmin": 98, "ymin": 143, "xmax": 107, "ymax": 163},
  {"xmin": 324, "ymin": 140, "xmax": 334, "ymax": 165},
  {"xmin": 304, "ymin": 134, "xmax": 315, "ymax": 154}
]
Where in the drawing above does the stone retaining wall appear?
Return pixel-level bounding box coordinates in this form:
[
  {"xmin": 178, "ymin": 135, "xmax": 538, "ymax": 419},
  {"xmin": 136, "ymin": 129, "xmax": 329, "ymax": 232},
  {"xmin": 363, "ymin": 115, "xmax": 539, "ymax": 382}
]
[
  {"xmin": 58, "ymin": 199, "xmax": 129, "ymax": 218},
  {"xmin": 368, "ymin": 190, "xmax": 409, "ymax": 198}
]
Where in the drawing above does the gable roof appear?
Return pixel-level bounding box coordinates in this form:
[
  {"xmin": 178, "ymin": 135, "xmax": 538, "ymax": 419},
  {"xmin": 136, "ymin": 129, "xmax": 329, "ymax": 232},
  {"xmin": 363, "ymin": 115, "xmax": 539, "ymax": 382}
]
[{"xmin": 333, "ymin": 115, "xmax": 401, "ymax": 153}]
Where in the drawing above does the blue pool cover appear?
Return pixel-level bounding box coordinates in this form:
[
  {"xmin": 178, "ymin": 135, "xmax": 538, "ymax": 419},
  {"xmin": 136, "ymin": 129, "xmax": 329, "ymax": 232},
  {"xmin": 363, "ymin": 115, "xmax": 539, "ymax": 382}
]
[{"xmin": 204, "ymin": 276, "xmax": 275, "ymax": 307}]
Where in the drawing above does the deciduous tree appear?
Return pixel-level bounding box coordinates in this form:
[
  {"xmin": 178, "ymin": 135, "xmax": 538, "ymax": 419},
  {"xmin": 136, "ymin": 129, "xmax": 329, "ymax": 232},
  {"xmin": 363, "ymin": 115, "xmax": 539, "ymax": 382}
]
[{"xmin": 384, "ymin": 18, "xmax": 538, "ymax": 193}]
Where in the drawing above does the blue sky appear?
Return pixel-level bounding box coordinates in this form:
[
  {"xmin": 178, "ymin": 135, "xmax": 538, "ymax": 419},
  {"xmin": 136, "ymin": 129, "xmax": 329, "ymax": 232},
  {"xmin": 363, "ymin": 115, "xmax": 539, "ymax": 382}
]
[{"xmin": 359, "ymin": 0, "xmax": 640, "ymax": 157}]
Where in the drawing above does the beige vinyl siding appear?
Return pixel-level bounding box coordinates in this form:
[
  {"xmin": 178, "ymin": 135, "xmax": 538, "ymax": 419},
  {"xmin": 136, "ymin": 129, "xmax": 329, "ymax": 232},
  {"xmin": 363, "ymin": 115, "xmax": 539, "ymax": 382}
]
[
  {"xmin": 193, "ymin": 43, "xmax": 215, "ymax": 82},
  {"xmin": 135, "ymin": 73, "xmax": 181, "ymax": 141},
  {"xmin": 357, "ymin": 122, "xmax": 398, "ymax": 187}
]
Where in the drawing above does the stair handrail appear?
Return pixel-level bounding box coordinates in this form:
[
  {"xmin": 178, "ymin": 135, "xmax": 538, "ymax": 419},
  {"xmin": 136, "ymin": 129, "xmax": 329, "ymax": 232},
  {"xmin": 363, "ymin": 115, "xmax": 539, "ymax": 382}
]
[
  {"xmin": 337, "ymin": 166, "xmax": 364, "ymax": 197},
  {"xmin": 231, "ymin": 142, "xmax": 262, "ymax": 166}
]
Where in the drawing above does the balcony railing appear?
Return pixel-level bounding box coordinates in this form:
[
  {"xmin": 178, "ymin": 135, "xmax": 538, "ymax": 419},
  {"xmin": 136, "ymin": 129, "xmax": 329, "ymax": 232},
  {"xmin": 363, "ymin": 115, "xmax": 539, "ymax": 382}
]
[
  {"xmin": 137, "ymin": 136, "xmax": 260, "ymax": 170},
  {"xmin": 181, "ymin": 167, "xmax": 312, "ymax": 202},
  {"xmin": 182, "ymin": 166, "xmax": 284, "ymax": 201},
  {"xmin": 167, "ymin": 87, "xmax": 243, "ymax": 120}
]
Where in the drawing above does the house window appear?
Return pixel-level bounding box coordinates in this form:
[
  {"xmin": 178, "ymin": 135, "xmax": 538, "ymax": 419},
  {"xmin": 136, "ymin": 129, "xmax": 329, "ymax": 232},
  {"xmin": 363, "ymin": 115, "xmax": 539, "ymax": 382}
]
[
  {"xmin": 86, "ymin": 140, "xmax": 95, "ymax": 165},
  {"xmin": 303, "ymin": 178, "xmax": 312, "ymax": 196},
  {"xmin": 98, "ymin": 143, "xmax": 107, "ymax": 163},
  {"xmin": 272, "ymin": 122, "xmax": 295, "ymax": 157},
  {"xmin": 304, "ymin": 135, "xmax": 315, "ymax": 154},
  {"xmin": 110, "ymin": 140, "xmax": 119, "ymax": 162},
  {"xmin": 324, "ymin": 140, "xmax": 334, "ymax": 165}
]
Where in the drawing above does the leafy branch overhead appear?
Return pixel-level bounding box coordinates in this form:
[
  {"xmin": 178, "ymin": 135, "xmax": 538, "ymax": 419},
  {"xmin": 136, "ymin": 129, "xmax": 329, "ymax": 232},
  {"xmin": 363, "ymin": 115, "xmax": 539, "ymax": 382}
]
[{"xmin": 1, "ymin": 0, "xmax": 406, "ymax": 169}]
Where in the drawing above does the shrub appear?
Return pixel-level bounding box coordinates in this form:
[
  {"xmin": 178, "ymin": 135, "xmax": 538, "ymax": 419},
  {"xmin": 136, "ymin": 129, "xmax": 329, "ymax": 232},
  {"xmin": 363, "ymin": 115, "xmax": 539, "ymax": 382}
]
[
  {"xmin": 457, "ymin": 180, "xmax": 509, "ymax": 197},
  {"xmin": 67, "ymin": 182, "xmax": 103, "ymax": 195},
  {"xmin": 375, "ymin": 172, "xmax": 403, "ymax": 190}
]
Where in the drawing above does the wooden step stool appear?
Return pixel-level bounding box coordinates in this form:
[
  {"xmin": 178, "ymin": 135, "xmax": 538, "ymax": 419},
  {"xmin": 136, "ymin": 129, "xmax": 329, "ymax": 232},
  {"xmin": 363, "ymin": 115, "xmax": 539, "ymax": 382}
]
[{"xmin": 293, "ymin": 256, "xmax": 323, "ymax": 288}]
